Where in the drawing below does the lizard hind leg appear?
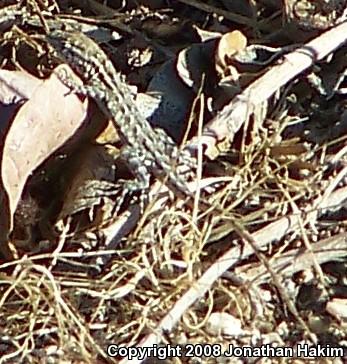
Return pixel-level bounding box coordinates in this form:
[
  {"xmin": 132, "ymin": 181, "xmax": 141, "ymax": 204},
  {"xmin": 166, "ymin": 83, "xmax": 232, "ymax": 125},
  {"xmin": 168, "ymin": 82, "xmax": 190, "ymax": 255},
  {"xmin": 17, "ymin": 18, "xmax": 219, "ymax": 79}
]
[{"xmin": 112, "ymin": 179, "xmax": 150, "ymax": 215}]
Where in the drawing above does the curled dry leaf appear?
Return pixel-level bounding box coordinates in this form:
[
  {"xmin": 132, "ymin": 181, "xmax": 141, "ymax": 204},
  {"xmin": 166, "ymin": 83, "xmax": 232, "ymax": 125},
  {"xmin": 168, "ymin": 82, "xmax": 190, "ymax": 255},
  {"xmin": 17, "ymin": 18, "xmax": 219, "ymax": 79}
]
[
  {"xmin": 0, "ymin": 65, "xmax": 88, "ymax": 246},
  {"xmin": 215, "ymin": 30, "xmax": 247, "ymax": 80}
]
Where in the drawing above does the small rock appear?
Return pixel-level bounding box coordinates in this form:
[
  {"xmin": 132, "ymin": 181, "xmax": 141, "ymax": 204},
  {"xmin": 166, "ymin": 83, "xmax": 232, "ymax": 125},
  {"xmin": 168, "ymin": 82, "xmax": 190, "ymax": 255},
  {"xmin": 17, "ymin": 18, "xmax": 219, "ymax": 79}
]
[{"xmin": 206, "ymin": 312, "xmax": 243, "ymax": 337}]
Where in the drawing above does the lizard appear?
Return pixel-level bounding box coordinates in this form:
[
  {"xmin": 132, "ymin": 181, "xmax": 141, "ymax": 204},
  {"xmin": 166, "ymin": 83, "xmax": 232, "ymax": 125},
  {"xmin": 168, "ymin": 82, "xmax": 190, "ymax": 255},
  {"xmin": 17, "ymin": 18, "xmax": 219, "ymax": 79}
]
[
  {"xmin": 0, "ymin": 1, "xmax": 200, "ymax": 213},
  {"xmin": 45, "ymin": 29, "xmax": 197, "ymax": 211}
]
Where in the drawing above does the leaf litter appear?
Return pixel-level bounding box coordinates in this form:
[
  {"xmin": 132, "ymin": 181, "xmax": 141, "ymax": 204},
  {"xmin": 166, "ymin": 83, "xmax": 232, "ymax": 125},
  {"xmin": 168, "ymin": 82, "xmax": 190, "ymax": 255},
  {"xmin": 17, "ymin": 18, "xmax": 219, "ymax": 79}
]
[{"xmin": 0, "ymin": 1, "xmax": 347, "ymax": 363}]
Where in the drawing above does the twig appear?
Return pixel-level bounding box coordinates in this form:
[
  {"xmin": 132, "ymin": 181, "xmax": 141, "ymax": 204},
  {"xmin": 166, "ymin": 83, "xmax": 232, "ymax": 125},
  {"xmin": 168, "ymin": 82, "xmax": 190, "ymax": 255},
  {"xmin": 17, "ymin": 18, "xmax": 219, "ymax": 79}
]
[{"xmin": 236, "ymin": 232, "xmax": 347, "ymax": 284}]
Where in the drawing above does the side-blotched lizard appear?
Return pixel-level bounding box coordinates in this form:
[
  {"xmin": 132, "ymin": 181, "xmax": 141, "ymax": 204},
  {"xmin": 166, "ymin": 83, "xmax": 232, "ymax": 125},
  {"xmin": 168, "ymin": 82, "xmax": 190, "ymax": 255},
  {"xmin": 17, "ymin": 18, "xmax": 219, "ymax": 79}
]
[{"xmin": 46, "ymin": 30, "xmax": 196, "ymax": 208}]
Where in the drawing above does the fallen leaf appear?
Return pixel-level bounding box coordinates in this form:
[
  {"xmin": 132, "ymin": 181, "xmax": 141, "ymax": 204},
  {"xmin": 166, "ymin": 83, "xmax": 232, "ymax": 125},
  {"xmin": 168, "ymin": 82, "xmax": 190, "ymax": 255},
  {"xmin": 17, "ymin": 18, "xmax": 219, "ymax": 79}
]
[
  {"xmin": 0, "ymin": 65, "xmax": 88, "ymax": 243},
  {"xmin": 215, "ymin": 30, "xmax": 247, "ymax": 80}
]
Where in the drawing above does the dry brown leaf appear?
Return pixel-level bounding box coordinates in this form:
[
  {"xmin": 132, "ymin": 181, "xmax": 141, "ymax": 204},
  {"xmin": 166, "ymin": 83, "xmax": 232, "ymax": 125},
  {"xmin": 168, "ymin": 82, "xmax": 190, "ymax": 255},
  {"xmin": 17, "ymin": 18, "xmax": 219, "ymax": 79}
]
[
  {"xmin": 215, "ymin": 30, "xmax": 247, "ymax": 80},
  {"xmin": 1, "ymin": 65, "xmax": 88, "ymax": 240}
]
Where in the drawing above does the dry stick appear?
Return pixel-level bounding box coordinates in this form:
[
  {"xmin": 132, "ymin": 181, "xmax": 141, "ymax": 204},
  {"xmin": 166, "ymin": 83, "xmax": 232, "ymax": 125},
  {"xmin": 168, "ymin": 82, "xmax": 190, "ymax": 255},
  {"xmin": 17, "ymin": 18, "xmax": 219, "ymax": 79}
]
[
  {"xmin": 176, "ymin": 0, "xmax": 255, "ymax": 26},
  {"xmin": 71, "ymin": 0, "xmax": 134, "ymax": 34},
  {"xmin": 237, "ymin": 232, "xmax": 347, "ymax": 284},
  {"xmin": 120, "ymin": 22, "xmax": 347, "ymax": 364},
  {"xmin": 190, "ymin": 20, "xmax": 347, "ymax": 158}
]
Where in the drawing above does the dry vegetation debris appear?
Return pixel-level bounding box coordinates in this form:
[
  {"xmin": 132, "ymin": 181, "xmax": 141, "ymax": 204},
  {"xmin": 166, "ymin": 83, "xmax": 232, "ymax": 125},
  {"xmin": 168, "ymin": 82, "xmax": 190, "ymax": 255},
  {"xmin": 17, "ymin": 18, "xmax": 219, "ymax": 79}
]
[{"xmin": 0, "ymin": 0, "xmax": 347, "ymax": 363}]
